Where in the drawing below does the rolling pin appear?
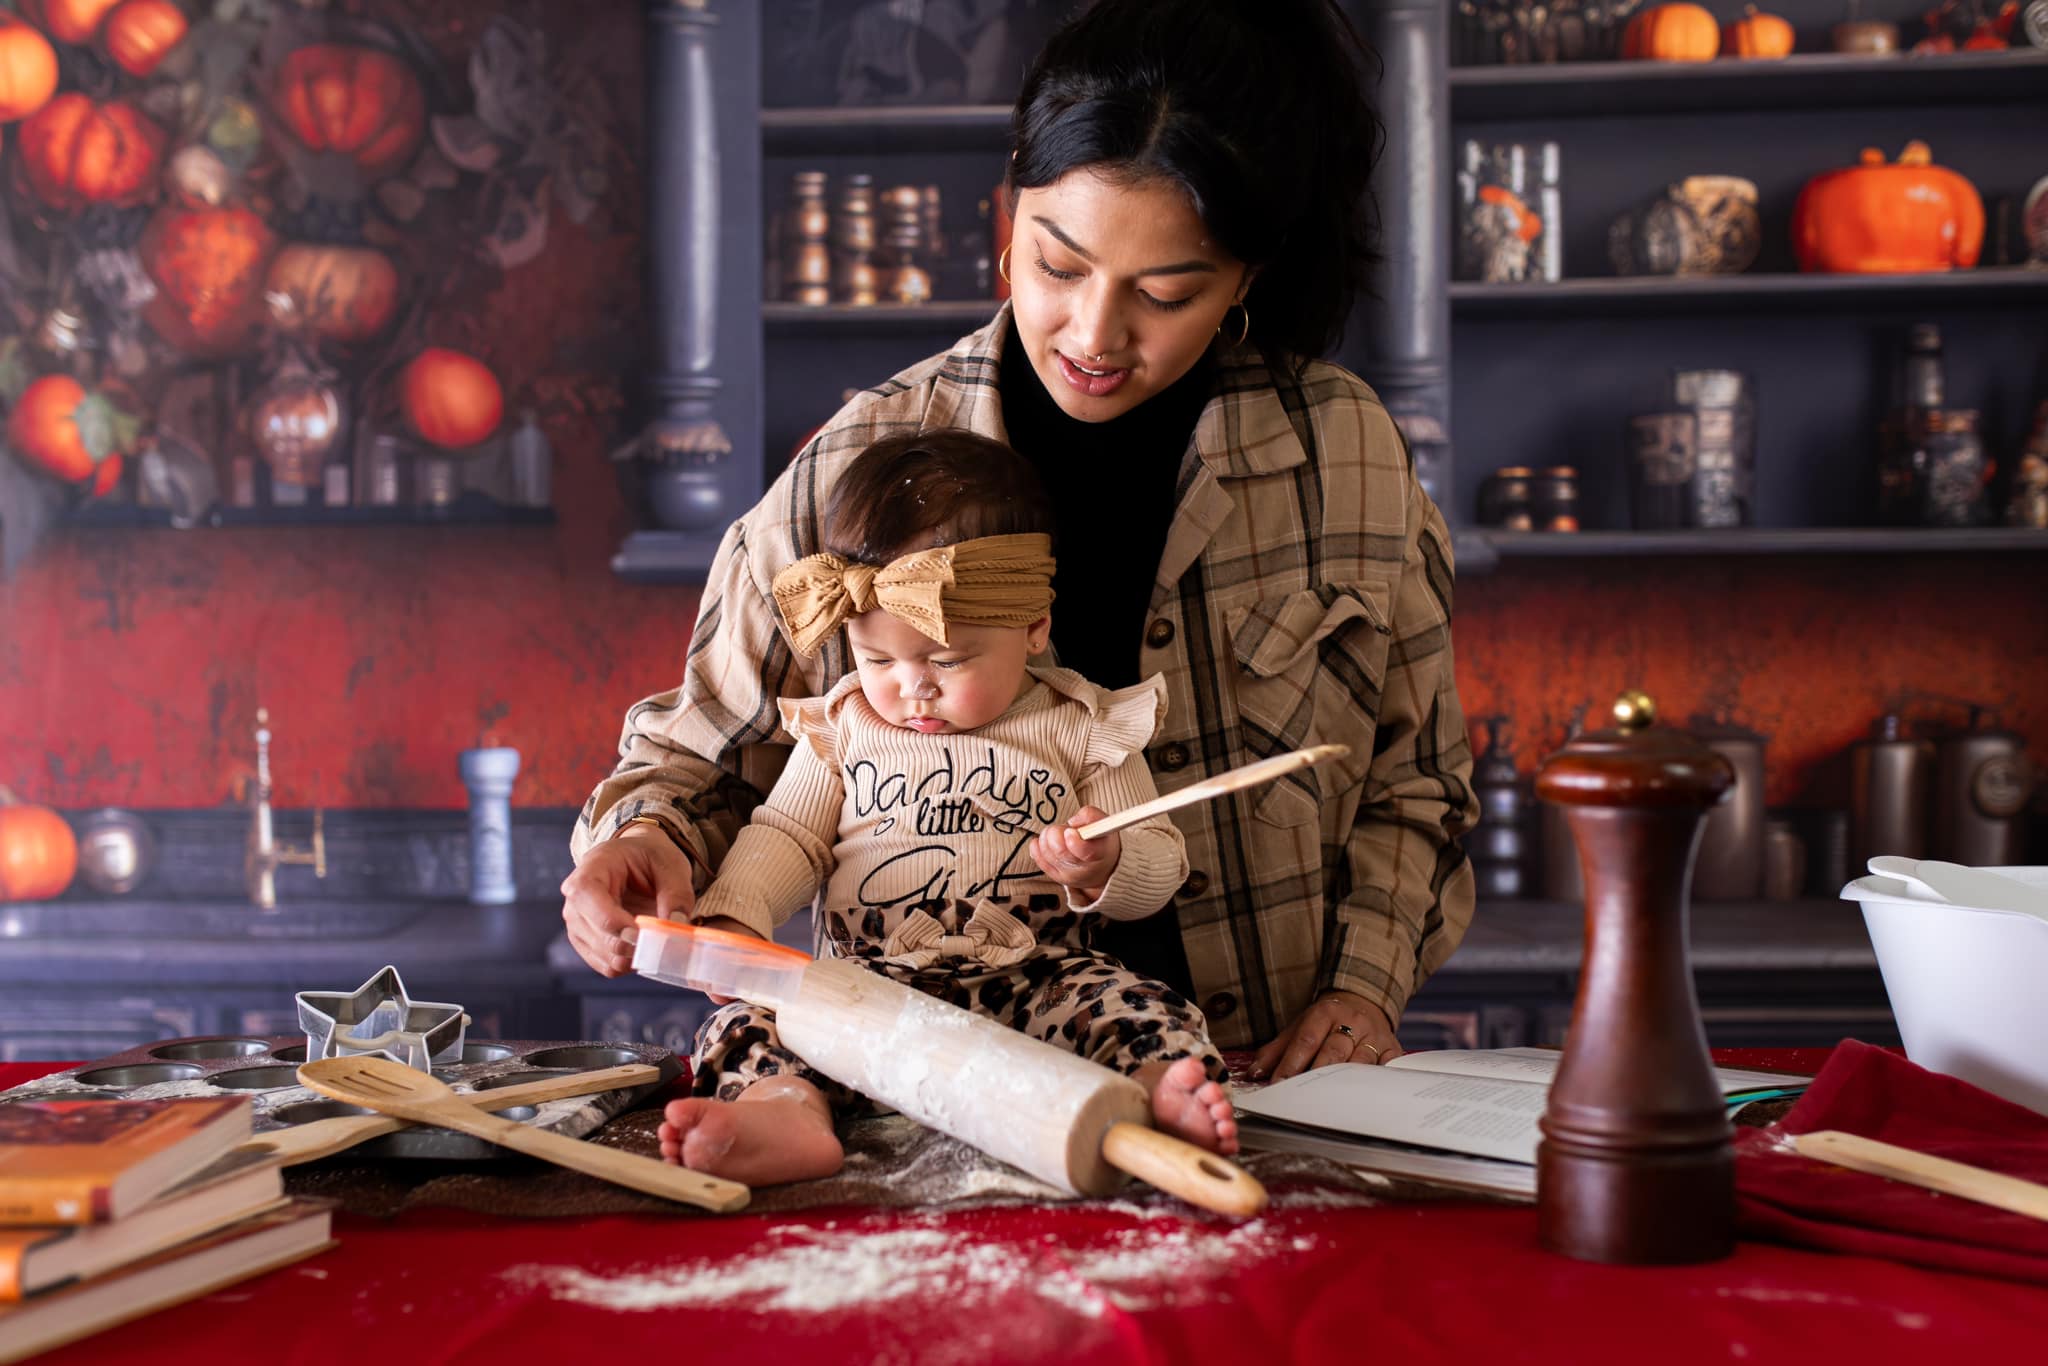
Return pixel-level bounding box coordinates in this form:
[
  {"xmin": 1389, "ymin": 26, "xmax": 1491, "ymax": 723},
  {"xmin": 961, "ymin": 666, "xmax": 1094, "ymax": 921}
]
[{"xmin": 636, "ymin": 924, "xmax": 1267, "ymax": 1217}]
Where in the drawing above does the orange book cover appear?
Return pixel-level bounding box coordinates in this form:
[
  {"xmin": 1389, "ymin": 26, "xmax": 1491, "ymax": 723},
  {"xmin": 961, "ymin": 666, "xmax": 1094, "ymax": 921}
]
[{"xmin": 0, "ymin": 1098, "xmax": 252, "ymax": 1228}]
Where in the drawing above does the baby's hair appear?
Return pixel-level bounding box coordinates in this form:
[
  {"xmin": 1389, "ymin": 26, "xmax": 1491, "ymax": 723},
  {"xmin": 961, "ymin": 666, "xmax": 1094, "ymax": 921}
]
[{"xmin": 824, "ymin": 430, "xmax": 1055, "ymax": 566}]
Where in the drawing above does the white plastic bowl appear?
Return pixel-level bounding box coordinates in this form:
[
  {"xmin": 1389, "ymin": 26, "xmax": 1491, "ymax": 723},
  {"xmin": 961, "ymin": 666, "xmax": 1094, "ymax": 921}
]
[{"xmin": 1842, "ymin": 865, "xmax": 2048, "ymax": 1116}]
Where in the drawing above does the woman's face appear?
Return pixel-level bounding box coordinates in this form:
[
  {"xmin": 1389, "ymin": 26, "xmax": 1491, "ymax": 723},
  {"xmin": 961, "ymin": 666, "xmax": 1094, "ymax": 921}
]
[{"xmin": 1009, "ymin": 168, "xmax": 1250, "ymax": 423}]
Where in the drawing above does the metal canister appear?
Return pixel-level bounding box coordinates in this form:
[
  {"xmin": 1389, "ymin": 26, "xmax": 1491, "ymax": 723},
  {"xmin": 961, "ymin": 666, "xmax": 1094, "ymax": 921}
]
[
  {"xmin": 1690, "ymin": 720, "xmax": 1766, "ymax": 901},
  {"xmin": 1469, "ymin": 718, "xmax": 1524, "ymax": 898},
  {"xmin": 1533, "ymin": 466, "xmax": 1580, "ymax": 532},
  {"xmin": 1479, "ymin": 466, "xmax": 1535, "ymax": 530},
  {"xmin": 1849, "ymin": 714, "xmax": 1933, "ymax": 869},
  {"xmin": 1932, "ymin": 709, "xmax": 2035, "ymax": 866}
]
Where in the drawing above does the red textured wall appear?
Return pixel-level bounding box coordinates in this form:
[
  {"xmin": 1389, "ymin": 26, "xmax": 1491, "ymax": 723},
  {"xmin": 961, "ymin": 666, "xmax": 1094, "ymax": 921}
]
[
  {"xmin": 7, "ymin": 528, "xmax": 2044, "ymax": 813},
  {"xmin": 1455, "ymin": 557, "xmax": 2047, "ymax": 806}
]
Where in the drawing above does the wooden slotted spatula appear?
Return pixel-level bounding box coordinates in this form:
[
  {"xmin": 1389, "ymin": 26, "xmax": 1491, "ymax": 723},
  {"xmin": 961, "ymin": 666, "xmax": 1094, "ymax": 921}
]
[
  {"xmin": 247, "ymin": 1063, "xmax": 660, "ymax": 1167},
  {"xmin": 298, "ymin": 1055, "xmax": 749, "ymax": 1213},
  {"xmin": 1074, "ymin": 743, "xmax": 1349, "ymax": 840}
]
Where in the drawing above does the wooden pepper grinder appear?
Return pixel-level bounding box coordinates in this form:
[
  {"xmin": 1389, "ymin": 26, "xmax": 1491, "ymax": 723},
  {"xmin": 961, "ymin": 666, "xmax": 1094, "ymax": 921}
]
[{"xmin": 1535, "ymin": 689, "xmax": 1736, "ymax": 1264}]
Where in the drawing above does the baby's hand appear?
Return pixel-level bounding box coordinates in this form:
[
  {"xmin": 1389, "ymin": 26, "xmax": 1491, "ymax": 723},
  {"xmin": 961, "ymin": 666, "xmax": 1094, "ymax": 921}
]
[{"xmin": 1031, "ymin": 806, "xmax": 1120, "ymax": 903}]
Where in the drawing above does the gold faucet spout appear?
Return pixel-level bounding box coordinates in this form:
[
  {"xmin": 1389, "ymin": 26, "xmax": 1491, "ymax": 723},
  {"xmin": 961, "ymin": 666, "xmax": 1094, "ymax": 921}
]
[{"xmin": 246, "ymin": 707, "xmax": 326, "ymax": 910}]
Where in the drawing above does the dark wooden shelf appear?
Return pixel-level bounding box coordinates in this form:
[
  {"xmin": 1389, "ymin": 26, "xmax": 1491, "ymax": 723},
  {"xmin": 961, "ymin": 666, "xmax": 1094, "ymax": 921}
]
[
  {"xmin": 1456, "ymin": 526, "xmax": 2048, "ymax": 571},
  {"xmin": 761, "ymin": 104, "xmax": 1010, "ymax": 155},
  {"xmin": 1451, "ymin": 49, "xmax": 2048, "ymax": 120},
  {"xmin": 611, "ymin": 528, "xmax": 722, "ymax": 583},
  {"xmin": 764, "ymin": 300, "xmax": 1001, "ymax": 333},
  {"xmin": 1451, "ymin": 267, "xmax": 2048, "ymax": 317},
  {"xmin": 64, "ymin": 499, "xmax": 554, "ymax": 530}
]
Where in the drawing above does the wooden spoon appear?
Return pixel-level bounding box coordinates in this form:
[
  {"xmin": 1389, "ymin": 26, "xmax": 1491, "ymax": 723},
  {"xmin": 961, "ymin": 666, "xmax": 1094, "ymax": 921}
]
[
  {"xmin": 298, "ymin": 1055, "xmax": 749, "ymax": 1212},
  {"xmin": 1793, "ymin": 1130, "xmax": 2048, "ymax": 1223},
  {"xmin": 1076, "ymin": 743, "xmax": 1350, "ymax": 839},
  {"xmin": 244, "ymin": 1062, "xmax": 660, "ymax": 1167}
]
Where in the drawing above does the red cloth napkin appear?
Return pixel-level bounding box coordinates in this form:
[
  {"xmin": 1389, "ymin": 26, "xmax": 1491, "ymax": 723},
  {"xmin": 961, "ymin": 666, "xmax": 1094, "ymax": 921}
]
[{"xmin": 1736, "ymin": 1038, "xmax": 2048, "ymax": 1283}]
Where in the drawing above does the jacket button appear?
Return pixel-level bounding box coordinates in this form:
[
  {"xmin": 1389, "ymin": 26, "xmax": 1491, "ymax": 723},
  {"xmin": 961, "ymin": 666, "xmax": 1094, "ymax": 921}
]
[
  {"xmin": 1180, "ymin": 870, "xmax": 1209, "ymax": 898},
  {"xmin": 1146, "ymin": 617, "xmax": 1175, "ymax": 648},
  {"xmin": 1204, "ymin": 992, "xmax": 1238, "ymax": 1020},
  {"xmin": 1157, "ymin": 743, "xmax": 1189, "ymax": 772}
]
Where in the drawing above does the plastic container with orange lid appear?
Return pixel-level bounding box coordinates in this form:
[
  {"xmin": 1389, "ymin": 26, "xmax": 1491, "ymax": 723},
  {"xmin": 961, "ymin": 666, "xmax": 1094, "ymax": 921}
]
[{"xmin": 630, "ymin": 916, "xmax": 812, "ymax": 1008}]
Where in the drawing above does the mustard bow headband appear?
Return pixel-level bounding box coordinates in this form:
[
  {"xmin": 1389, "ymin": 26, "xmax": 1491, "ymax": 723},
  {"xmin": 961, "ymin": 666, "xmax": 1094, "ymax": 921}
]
[{"xmin": 770, "ymin": 532, "xmax": 1056, "ymax": 657}]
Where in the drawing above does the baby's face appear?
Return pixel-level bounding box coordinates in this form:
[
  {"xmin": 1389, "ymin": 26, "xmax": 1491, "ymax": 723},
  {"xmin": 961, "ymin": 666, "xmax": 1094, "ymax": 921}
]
[{"xmin": 846, "ymin": 610, "xmax": 1050, "ymax": 735}]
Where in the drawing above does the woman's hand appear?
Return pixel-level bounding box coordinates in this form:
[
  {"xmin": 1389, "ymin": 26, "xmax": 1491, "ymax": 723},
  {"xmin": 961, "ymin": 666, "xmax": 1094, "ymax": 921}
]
[
  {"xmin": 1250, "ymin": 990, "xmax": 1402, "ymax": 1081},
  {"xmin": 558, "ymin": 825, "xmax": 696, "ymax": 977},
  {"xmin": 1030, "ymin": 805, "xmax": 1121, "ymax": 902}
]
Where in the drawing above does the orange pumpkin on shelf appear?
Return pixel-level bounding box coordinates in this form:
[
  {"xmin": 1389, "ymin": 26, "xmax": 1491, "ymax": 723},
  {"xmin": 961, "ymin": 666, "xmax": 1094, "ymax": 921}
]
[
  {"xmin": 271, "ymin": 43, "xmax": 425, "ymax": 180},
  {"xmin": 17, "ymin": 93, "xmax": 164, "ymax": 209},
  {"xmin": 34, "ymin": 0, "xmax": 122, "ymax": 46},
  {"xmin": 1622, "ymin": 3, "xmax": 1721, "ymax": 60},
  {"xmin": 264, "ymin": 243, "xmax": 401, "ymax": 345},
  {"xmin": 0, "ymin": 16, "xmax": 59, "ymax": 122},
  {"xmin": 1723, "ymin": 5, "xmax": 1795, "ymax": 57},
  {"xmin": 0, "ymin": 788, "xmax": 77, "ymax": 902},
  {"xmin": 138, "ymin": 204, "xmax": 280, "ymax": 356},
  {"xmin": 103, "ymin": 0, "xmax": 188, "ymax": 77},
  {"xmin": 5, "ymin": 374, "xmax": 128, "ymax": 492},
  {"xmin": 1792, "ymin": 141, "xmax": 1985, "ymax": 274},
  {"xmin": 401, "ymin": 348, "xmax": 504, "ymax": 450}
]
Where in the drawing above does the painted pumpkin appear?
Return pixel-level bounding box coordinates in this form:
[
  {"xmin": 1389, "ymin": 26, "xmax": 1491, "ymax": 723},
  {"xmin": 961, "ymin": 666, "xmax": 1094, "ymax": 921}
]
[
  {"xmin": 103, "ymin": 0, "xmax": 188, "ymax": 78},
  {"xmin": 401, "ymin": 348, "xmax": 504, "ymax": 450},
  {"xmin": 1792, "ymin": 142, "xmax": 1985, "ymax": 274},
  {"xmin": 0, "ymin": 789, "xmax": 77, "ymax": 901},
  {"xmin": 139, "ymin": 204, "xmax": 280, "ymax": 356},
  {"xmin": 271, "ymin": 43, "xmax": 425, "ymax": 180},
  {"xmin": 34, "ymin": 0, "xmax": 123, "ymax": 46},
  {"xmin": 0, "ymin": 16, "xmax": 59, "ymax": 123},
  {"xmin": 7, "ymin": 374, "xmax": 118, "ymax": 486},
  {"xmin": 264, "ymin": 243, "xmax": 401, "ymax": 344},
  {"xmin": 1622, "ymin": 3, "xmax": 1721, "ymax": 60},
  {"xmin": 1723, "ymin": 6, "xmax": 1795, "ymax": 58},
  {"xmin": 18, "ymin": 93, "xmax": 165, "ymax": 210}
]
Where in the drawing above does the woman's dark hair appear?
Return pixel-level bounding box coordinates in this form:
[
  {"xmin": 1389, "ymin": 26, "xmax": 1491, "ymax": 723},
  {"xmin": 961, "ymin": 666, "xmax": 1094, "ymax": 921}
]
[
  {"xmin": 824, "ymin": 430, "xmax": 1056, "ymax": 565},
  {"xmin": 1009, "ymin": 0, "xmax": 1382, "ymax": 366}
]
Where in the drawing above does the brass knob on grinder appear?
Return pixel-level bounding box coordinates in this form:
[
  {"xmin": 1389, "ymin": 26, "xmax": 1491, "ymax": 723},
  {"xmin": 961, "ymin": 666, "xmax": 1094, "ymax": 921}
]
[{"xmin": 1534, "ymin": 690, "xmax": 1737, "ymax": 1264}]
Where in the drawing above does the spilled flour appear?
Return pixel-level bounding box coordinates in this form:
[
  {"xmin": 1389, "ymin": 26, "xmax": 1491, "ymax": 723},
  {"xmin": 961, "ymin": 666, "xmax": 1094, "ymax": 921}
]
[{"xmin": 506, "ymin": 1206, "xmax": 1340, "ymax": 1319}]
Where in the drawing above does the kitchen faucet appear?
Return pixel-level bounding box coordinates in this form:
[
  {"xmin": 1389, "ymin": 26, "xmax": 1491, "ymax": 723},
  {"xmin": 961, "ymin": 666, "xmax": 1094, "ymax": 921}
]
[{"xmin": 246, "ymin": 707, "xmax": 325, "ymax": 909}]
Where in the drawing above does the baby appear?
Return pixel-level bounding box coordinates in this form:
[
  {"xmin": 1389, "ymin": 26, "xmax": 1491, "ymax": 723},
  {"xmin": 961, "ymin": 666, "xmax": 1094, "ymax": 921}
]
[{"xmin": 656, "ymin": 430, "xmax": 1236, "ymax": 1186}]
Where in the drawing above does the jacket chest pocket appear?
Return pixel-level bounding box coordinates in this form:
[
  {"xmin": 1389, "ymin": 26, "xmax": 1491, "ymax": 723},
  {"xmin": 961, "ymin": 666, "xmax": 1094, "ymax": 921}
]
[{"xmin": 1225, "ymin": 581, "xmax": 1394, "ymax": 827}]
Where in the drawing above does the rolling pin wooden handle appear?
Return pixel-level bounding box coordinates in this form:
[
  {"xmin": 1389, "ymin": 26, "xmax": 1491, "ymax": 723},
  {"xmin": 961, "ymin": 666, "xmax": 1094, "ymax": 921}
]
[
  {"xmin": 1794, "ymin": 1130, "xmax": 2048, "ymax": 1224},
  {"xmin": 1101, "ymin": 1122, "xmax": 1268, "ymax": 1217}
]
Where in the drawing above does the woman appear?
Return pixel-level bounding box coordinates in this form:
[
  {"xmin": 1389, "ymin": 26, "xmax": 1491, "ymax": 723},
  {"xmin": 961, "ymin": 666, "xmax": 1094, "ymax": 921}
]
[{"xmin": 561, "ymin": 0, "xmax": 1478, "ymax": 1082}]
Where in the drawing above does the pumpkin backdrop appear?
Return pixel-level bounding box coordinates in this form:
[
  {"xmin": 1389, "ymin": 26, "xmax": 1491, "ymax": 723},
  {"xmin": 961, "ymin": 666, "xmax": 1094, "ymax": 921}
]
[{"xmin": 0, "ymin": 1, "xmax": 623, "ymax": 559}]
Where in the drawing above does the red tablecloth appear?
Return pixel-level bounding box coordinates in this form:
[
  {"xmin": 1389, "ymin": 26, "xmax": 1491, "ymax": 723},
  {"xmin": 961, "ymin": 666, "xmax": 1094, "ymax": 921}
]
[{"xmin": 8, "ymin": 1051, "xmax": 2048, "ymax": 1365}]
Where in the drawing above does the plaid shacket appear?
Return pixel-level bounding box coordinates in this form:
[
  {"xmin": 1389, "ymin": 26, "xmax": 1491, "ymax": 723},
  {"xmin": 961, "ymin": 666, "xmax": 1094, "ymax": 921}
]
[{"xmin": 573, "ymin": 306, "xmax": 1478, "ymax": 1049}]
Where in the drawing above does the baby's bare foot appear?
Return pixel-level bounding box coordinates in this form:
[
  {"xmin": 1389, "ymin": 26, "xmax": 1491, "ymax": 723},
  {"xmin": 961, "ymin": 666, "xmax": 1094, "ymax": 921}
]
[
  {"xmin": 1147, "ymin": 1055, "xmax": 1239, "ymax": 1155},
  {"xmin": 658, "ymin": 1090, "xmax": 843, "ymax": 1185}
]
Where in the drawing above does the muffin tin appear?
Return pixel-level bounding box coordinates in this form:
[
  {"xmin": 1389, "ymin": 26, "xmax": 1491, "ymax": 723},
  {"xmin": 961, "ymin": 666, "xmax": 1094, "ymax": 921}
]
[{"xmin": 0, "ymin": 1035, "xmax": 682, "ymax": 1161}]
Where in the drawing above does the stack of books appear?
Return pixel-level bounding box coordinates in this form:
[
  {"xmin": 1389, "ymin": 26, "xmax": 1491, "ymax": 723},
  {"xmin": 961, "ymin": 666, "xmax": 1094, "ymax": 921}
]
[{"xmin": 0, "ymin": 1094, "xmax": 333, "ymax": 1362}]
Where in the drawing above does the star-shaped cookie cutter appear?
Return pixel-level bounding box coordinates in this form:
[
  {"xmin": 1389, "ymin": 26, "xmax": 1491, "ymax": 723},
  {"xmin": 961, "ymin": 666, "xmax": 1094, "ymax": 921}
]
[{"xmin": 295, "ymin": 965, "xmax": 468, "ymax": 1072}]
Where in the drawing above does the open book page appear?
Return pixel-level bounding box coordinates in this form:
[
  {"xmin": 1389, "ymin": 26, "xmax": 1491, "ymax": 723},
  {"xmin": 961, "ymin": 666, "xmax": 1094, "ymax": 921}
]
[
  {"xmin": 1233, "ymin": 1065, "xmax": 1548, "ymax": 1163},
  {"xmin": 1388, "ymin": 1048, "xmax": 1809, "ymax": 1096}
]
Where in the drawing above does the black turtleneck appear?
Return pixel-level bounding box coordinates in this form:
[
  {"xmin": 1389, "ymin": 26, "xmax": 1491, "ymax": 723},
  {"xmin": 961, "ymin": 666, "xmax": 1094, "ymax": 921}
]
[
  {"xmin": 1000, "ymin": 325, "xmax": 1212, "ymax": 1000},
  {"xmin": 1001, "ymin": 327, "xmax": 1212, "ymax": 688}
]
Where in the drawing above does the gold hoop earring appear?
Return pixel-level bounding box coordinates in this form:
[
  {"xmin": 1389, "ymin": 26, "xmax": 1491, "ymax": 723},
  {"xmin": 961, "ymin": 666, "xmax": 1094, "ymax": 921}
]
[
  {"xmin": 998, "ymin": 244, "xmax": 1012, "ymax": 285},
  {"xmin": 1218, "ymin": 302, "xmax": 1250, "ymax": 348}
]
